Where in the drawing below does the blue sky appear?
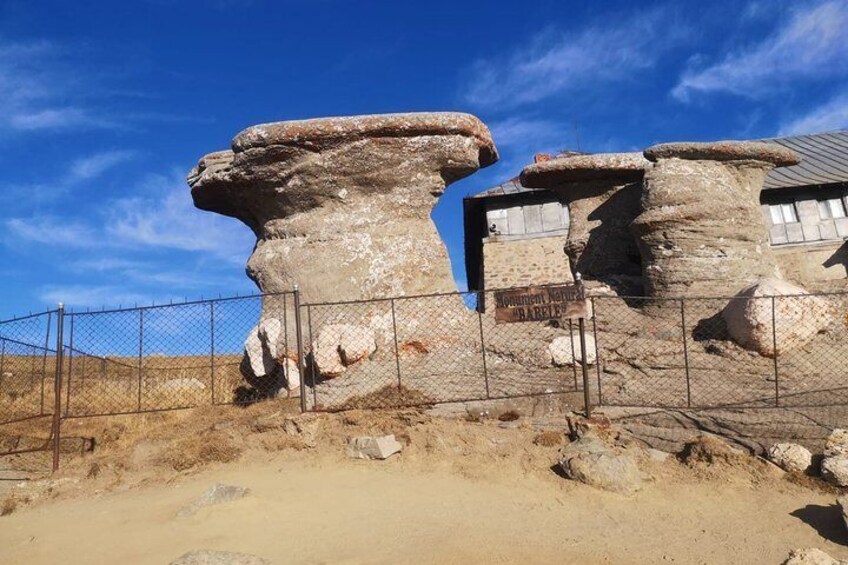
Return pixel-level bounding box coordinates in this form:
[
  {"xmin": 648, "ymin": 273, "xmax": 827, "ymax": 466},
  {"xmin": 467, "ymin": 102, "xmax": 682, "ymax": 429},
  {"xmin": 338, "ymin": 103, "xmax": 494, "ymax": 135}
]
[{"xmin": 1, "ymin": 0, "xmax": 847, "ymax": 318}]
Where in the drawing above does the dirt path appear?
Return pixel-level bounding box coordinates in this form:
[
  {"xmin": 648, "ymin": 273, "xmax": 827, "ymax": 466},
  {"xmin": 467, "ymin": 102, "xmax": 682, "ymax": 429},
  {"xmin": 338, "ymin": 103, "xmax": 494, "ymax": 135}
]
[{"xmin": 1, "ymin": 448, "xmax": 847, "ymax": 565}]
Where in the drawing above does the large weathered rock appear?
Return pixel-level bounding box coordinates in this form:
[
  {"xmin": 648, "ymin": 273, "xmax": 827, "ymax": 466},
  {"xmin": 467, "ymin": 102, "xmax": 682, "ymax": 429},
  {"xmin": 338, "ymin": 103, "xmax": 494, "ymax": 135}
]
[
  {"xmin": 632, "ymin": 141, "xmax": 799, "ymax": 299},
  {"xmin": 188, "ymin": 113, "xmax": 497, "ymax": 304},
  {"xmin": 312, "ymin": 323, "xmax": 377, "ymax": 379},
  {"xmin": 346, "ymin": 435, "xmax": 403, "ymax": 460},
  {"xmin": 822, "ymin": 429, "xmax": 848, "ymax": 486},
  {"xmin": 826, "ymin": 429, "xmax": 848, "ymax": 458},
  {"xmin": 784, "ymin": 548, "xmax": 848, "ymax": 565},
  {"xmin": 767, "ymin": 443, "xmax": 813, "ymax": 473},
  {"xmin": 520, "ymin": 153, "xmax": 645, "ymax": 286},
  {"xmin": 721, "ymin": 278, "xmax": 831, "ymax": 356},
  {"xmin": 548, "ymin": 334, "xmax": 596, "ymax": 366},
  {"xmin": 558, "ymin": 434, "xmax": 645, "ymax": 494}
]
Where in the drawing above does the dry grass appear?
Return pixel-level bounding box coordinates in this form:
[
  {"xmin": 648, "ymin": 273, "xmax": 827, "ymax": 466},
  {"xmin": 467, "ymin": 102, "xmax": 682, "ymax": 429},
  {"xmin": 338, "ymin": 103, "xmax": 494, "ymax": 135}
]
[
  {"xmin": 533, "ymin": 430, "xmax": 565, "ymax": 447},
  {"xmin": 156, "ymin": 430, "xmax": 242, "ymax": 472},
  {"xmin": 1, "ymin": 496, "xmax": 18, "ymax": 516},
  {"xmin": 339, "ymin": 385, "xmax": 435, "ymax": 410}
]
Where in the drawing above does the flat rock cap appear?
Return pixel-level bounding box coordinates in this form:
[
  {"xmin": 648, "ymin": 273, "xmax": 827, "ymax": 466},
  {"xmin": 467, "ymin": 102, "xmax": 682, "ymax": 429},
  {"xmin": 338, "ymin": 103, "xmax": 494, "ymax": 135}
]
[
  {"xmin": 644, "ymin": 141, "xmax": 800, "ymax": 167},
  {"xmin": 232, "ymin": 112, "xmax": 498, "ymax": 166},
  {"xmin": 521, "ymin": 152, "xmax": 647, "ymax": 187}
]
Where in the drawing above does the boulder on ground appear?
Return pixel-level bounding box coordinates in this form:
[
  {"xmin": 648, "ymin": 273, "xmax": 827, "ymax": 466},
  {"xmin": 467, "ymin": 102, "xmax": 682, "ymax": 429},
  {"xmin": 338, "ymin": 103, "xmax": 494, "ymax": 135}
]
[
  {"xmin": 783, "ymin": 548, "xmax": 848, "ymax": 565},
  {"xmin": 821, "ymin": 456, "xmax": 848, "ymax": 487},
  {"xmin": 177, "ymin": 484, "xmax": 250, "ymax": 518},
  {"xmin": 243, "ymin": 318, "xmax": 282, "ymax": 378},
  {"xmin": 559, "ymin": 433, "xmax": 644, "ymax": 495},
  {"xmin": 825, "ymin": 429, "xmax": 848, "ymax": 458},
  {"xmin": 721, "ymin": 278, "xmax": 831, "ymax": 357},
  {"xmin": 768, "ymin": 443, "xmax": 813, "ymax": 473},
  {"xmin": 313, "ymin": 324, "xmax": 377, "ymax": 378},
  {"xmin": 549, "ymin": 334, "xmax": 596, "ymax": 366},
  {"xmin": 170, "ymin": 550, "xmax": 270, "ymax": 565},
  {"xmin": 346, "ymin": 435, "xmax": 402, "ymax": 460}
]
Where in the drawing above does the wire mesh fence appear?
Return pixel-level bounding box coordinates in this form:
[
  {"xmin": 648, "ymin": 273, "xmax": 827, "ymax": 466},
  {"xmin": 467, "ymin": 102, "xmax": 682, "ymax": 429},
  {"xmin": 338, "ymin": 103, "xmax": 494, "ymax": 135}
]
[{"xmin": 1, "ymin": 285, "xmax": 847, "ymax": 468}]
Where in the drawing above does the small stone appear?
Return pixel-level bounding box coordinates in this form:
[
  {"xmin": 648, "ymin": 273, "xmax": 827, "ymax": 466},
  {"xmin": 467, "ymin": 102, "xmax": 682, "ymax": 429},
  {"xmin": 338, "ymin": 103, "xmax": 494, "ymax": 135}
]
[
  {"xmin": 346, "ymin": 435, "xmax": 402, "ymax": 460},
  {"xmin": 783, "ymin": 547, "xmax": 847, "ymax": 565},
  {"xmin": 768, "ymin": 443, "xmax": 813, "ymax": 473},
  {"xmin": 559, "ymin": 435, "xmax": 645, "ymax": 495},
  {"xmin": 177, "ymin": 484, "xmax": 250, "ymax": 518},
  {"xmin": 821, "ymin": 456, "xmax": 848, "ymax": 487},
  {"xmin": 170, "ymin": 550, "xmax": 271, "ymax": 565}
]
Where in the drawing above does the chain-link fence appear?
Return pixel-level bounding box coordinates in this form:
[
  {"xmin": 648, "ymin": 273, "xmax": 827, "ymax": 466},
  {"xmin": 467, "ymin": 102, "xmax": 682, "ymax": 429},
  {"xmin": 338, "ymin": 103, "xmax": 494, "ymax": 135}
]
[{"xmin": 1, "ymin": 285, "xmax": 847, "ymax": 469}]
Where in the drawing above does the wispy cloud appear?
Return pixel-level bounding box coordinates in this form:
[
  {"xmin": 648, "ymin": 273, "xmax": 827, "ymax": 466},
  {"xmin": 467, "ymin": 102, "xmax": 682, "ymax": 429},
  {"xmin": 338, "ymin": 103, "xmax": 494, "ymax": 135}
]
[
  {"xmin": 778, "ymin": 93, "xmax": 848, "ymax": 135},
  {"xmin": 69, "ymin": 150, "xmax": 136, "ymax": 181},
  {"xmin": 38, "ymin": 285, "xmax": 155, "ymax": 309},
  {"xmin": 673, "ymin": 1, "xmax": 848, "ymax": 101},
  {"xmin": 462, "ymin": 8, "xmax": 687, "ymax": 110},
  {"xmin": 5, "ymin": 217, "xmax": 99, "ymax": 247}
]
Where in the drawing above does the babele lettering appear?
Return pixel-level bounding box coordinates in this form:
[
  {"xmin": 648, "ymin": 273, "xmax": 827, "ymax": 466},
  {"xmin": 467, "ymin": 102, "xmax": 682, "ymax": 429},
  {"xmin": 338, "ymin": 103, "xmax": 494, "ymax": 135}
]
[{"xmin": 493, "ymin": 284, "xmax": 588, "ymax": 324}]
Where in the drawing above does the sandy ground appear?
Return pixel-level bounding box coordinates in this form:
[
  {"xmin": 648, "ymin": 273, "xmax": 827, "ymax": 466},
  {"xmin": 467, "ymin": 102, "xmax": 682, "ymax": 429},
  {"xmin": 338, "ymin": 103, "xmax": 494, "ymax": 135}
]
[{"xmin": 1, "ymin": 402, "xmax": 847, "ymax": 564}]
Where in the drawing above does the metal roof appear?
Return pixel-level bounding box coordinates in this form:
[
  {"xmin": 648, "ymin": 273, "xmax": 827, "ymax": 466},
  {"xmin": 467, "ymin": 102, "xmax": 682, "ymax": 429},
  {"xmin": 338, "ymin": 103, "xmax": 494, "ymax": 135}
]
[
  {"xmin": 764, "ymin": 130, "xmax": 848, "ymax": 190},
  {"xmin": 470, "ymin": 177, "xmax": 540, "ymax": 199}
]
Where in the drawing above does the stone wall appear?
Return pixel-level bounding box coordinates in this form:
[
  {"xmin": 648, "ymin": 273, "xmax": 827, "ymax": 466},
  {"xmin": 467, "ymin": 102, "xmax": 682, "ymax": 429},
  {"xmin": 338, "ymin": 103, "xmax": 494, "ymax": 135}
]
[
  {"xmin": 773, "ymin": 241, "xmax": 848, "ymax": 291},
  {"xmin": 482, "ymin": 234, "xmax": 572, "ymax": 290}
]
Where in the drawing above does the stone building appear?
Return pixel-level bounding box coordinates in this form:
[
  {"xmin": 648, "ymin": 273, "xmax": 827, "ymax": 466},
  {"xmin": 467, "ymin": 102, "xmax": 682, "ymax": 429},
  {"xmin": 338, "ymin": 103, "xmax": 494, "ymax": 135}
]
[{"xmin": 464, "ymin": 130, "xmax": 848, "ymax": 295}]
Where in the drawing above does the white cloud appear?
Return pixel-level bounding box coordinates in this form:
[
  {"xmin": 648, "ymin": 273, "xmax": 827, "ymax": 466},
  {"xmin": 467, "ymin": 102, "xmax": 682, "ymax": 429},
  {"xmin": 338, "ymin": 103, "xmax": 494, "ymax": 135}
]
[
  {"xmin": 778, "ymin": 93, "xmax": 848, "ymax": 135},
  {"xmin": 673, "ymin": 1, "xmax": 848, "ymax": 100},
  {"xmin": 106, "ymin": 172, "xmax": 254, "ymax": 263},
  {"xmin": 39, "ymin": 285, "xmax": 154, "ymax": 309},
  {"xmin": 489, "ymin": 117, "xmax": 565, "ymax": 150},
  {"xmin": 69, "ymin": 150, "xmax": 136, "ymax": 181},
  {"xmin": 5, "ymin": 217, "xmax": 99, "ymax": 247},
  {"xmin": 462, "ymin": 9, "xmax": 685, "ymax": 110}
]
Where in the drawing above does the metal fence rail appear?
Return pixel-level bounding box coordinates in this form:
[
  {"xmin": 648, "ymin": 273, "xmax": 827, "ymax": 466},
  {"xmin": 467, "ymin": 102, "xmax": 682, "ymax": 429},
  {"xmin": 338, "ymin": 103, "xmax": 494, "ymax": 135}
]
[{"xmin": 1, "ymin": 285, "xmax": 847, "ymax": 471}]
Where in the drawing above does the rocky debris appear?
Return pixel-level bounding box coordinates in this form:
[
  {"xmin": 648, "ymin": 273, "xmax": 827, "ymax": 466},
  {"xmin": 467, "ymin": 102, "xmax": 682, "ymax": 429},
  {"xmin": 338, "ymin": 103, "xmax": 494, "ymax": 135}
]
[
  {"xmin": 243, "ymin": 322, "xmax": 279, "ymax": 379},
  {"xmin": 632, "ymin": 141, "xmax": 798, "ymax": 299},
  {"xmin": 170, "ymin": 550, "xmax": 270, "ymax": 565},
  {"xmin": 549, "ymin": 334, "xmax": 596, "ymax": 366},
  {"xmin": 177, "ymin": 484, "xmax": 250, "ymax": 518},
  {"xmin": 157, "ymin": 378, "xmax": 207, "ymax": 393},
  {"xmin": 679, "ymin": 435, "xmax": 747, "ymax": 466},
  {"xmin": 313, "ymin": 323, "xmax": 377, "ymax": 379},
  {"xmin": 520, "ymin": 153, "xmax": 644, "ymax": 282},
  {"xmin": 346, "ymin": 435, "xmax": 403, "ymax": 460},
  {"xmin": 839, "ymin": 495, "xmax": 847, "ymax": 533},
  {"xmin": 768, "ymin": 443, "xmax": 814, "ymax": 473},
  {"xmin": 559, "ymin": 432, "xmax": 646, "ymax": 495},
  {"xmin": 722, "ymin": 278, "xmax": 831, "ymax": 356},
  {"xmin": 783, "ymin": 548, "xmax": 848, "ymax": 565},
  {"xmin": 822, "ymin": 429, "xmax": 848, "ymax": 487},
  {"xmin": 188, "ymin": 112, "xmax": 498, "ymax": 305}
]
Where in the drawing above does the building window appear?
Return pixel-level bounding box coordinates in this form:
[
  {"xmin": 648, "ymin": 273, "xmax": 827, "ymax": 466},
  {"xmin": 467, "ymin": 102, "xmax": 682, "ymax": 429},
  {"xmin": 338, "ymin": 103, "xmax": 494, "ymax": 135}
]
[
  {"xmin": 769, "ymin": 202, "xmax": 798, "ymax": 225},
  {"xmin": 486, "ymin": 200, "xmax": 570, "ymax": 237},
  {"xmin": 817, "ymin": 198, "xmax": 847, "ymax": 220}
]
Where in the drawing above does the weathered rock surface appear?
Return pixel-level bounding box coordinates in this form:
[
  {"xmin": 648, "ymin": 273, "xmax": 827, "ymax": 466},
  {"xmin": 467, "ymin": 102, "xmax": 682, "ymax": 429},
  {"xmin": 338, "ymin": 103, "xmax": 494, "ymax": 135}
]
[
  {"xmin": 313, "ymin": 323, "xmax": 377, "ymax": 379},
  {"xmin": 722, "ymin": 278, "xmax": 831, "ymax": 356},
  {"xmin": 783, "ymin": 548, "xmax": 848, "ymax": 565},
  {"xmin": 826, "ymin": 429, "xmax": 848, "ymax": 458},
  {"xmin": 521, "ymin": 153, "xmax": 645, "ymax": 285},
  {"xmin": 820, "ymin": 429, "xmax": 848, "ymax": 486},
  {"xmin": 632, "ymin": 141, "xmax": 799, "ymax": 298},
  {"xmin": 243, "ymin": 318, "xmax": 299, "ymax": 393},
  {"xmin": 768, "ymin": 442, "xmax": 813, "ymax": 473},
  {"xmin": 559, "ymin": 433, "xmax": 645, "ymax": 494},
  {"xmin": 170, "ymin": 550, "xmax": 270, "ymax": 565},
  {"xmin": 177, "ymin": 484, "xmax": 250, "ymax": 518},
  {"xmin": 188, "ymin": 112, "xmax": 497, "ymax": 304},
  {"xmin": 346, "ymin": 435, "xmax": 403, "ymax": 460},
  {"xmin": 549, "ymin": 334, "xmax": 596, "ymax": 366}
]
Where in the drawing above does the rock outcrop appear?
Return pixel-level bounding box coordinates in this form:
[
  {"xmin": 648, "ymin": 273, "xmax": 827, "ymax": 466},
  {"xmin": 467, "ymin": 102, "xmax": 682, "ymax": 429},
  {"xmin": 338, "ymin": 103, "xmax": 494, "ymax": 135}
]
[
  {"xmin": 312, "ymin": 323, "xmax": 377, "ymax": 379},
  {"xmin": 188, "ymin": 112, "xmax": 498, "ymax": 303},
  {"xmin": 722, "ymin": 278, "xmax": 831, "ymax": 356},
  {"xmin": 822, "ymin": 429, "xmax": 848, "ymax": 487},
  {"xmin": 548, "ymin": 334, "xmax": 596, "ymax": 366},
  {"xmin": 521, "ymin": 153, "xmax": 646, "ymax": 290},
  {"xmin": 632, "ymin": 141, "xmax": 799, "ymax": 299},
  {"xmin": 783, "ymin": 548, "xmax": 848, "ymax": 565},
  {"xmin": 767, "ymin": 442, "xmax": 813, "ymax": 473}
]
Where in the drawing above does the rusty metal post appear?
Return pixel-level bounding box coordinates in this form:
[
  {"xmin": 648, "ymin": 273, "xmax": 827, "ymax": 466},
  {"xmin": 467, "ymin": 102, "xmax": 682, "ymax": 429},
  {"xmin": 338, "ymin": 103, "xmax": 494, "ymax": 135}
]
[
  {"xmin": 591, "ymin": 297, "xmax": 602, "ymax": 405},
  {"xmin": 681, "ymin": 298, "xmax": 692, "ymax": 408},
  {"xmin": 51, "ymin": 303, "xmax": 65, "ymax": 473},
  {"xmin": 568, "ymin": 318, "xmax": 578, "ymax": 390},
  {"xmin": 307, "ymin": 304, "xmax": 317, "ymax": 409},
  {"xmin": 390, "ymin": 299, "xmax": 402, "ymax": 391},
  {"xmin": 578, "ymin": 316, "xmax": 591, "ymax": 418},
  {"xmin": 476, "ymin": 302, "xmax": 490, "ymax": 399},
  {"xmin": 772, "ymin": 295, "xmax": 779, "ymax": 406},
  {"xmin": 293, "ymin": 286, "xmax": 307, "ymax": 413},
  {"xmin": 137, "ymin": 309, "xmax": 144, "ymax": 411},
  {"xmin": 209, "ymin": 301, "xmax": 216, "ymax": 405}
]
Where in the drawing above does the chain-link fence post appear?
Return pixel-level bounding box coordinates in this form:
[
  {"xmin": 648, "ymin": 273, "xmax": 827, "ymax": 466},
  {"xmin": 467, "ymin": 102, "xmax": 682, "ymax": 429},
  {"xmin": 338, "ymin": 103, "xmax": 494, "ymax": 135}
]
[
  {"xmin": 591, "ymin": 296, "xmax": 602, "ymax": 405},
  {"xmin": 293, "ymin": 286, "xmax": 307, "ymax": 413},
  {"xmin": 209, "ymin": 301, "xmax": 216, "ymax": 405},
  {"xmin": 579, "ymin": 316, "xmax": 591, "ymax": 417},
  {"xmin": 772, "ymin": 295, "xmax": 780, "ymax": 406},
  {"xmin": 390, "ymin": 298, "xmax": 402, "ymax": 391},
  {"xmin": 64, "ymin": 314, "xmax": 74, "ymax": 417},
  {"xmin": 51, "ymin": 303, "xmax": 65, "ymax": 472},
  {"xmin": 476, "ymin": 301, "xmax": 490, "ymax": 399},
  {"xmin": 681, "ymin": 298, "xmax": 692, "ymax": 408},
  {"xmin": 40, "ymin": 311, "xmax": 51, "ymax": 415},
  {"xmin": 137, "ymin": 309, "xmax": 144, "ymax": 412}
]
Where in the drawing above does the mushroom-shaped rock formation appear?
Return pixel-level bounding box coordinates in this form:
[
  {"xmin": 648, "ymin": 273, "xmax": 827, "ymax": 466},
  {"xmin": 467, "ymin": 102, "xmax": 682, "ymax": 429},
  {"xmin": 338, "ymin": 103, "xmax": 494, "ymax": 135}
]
[
  {"xmin": 631, "ymin": 141, "xmax": 800, "ymax": 299},
  {"xmin": 520, "ymin": 153, "xmax": 647, "ymax": 291},
  {"xmin": 188, "ymin": 112, "xmax": 498, "ymax": 303}
]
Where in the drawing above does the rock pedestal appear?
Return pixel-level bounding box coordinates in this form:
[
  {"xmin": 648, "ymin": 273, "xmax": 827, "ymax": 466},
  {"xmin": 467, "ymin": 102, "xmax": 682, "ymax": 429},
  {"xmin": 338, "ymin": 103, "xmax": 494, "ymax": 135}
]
[
  {"xmin": 188, "ymin": 112, "xmax": 498, "ymax": 303},
  {"xmin": 521, "ymin": 153, "xmax": 646, "ymax": 292},
  {"xmin": 631, "ymin": 142, "xmax": 799, "ymax": 298}
]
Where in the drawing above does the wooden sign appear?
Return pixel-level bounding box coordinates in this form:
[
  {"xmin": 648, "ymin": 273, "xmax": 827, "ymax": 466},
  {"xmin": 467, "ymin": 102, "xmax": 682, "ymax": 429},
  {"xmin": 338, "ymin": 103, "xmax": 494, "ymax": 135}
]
[{"xmin": 493, "ymin": 284, "xmax": 589, "ymax": 324}]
